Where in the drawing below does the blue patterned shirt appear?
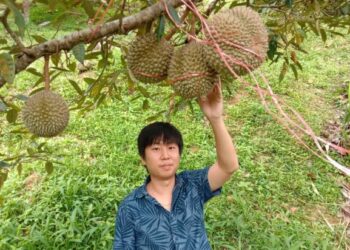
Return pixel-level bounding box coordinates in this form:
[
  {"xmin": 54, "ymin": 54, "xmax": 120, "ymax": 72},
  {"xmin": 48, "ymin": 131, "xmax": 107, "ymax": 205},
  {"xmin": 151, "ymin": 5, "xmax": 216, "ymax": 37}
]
[{"xmin": 113, "ymin": 167, "xmax": 221, "ymax": 249}]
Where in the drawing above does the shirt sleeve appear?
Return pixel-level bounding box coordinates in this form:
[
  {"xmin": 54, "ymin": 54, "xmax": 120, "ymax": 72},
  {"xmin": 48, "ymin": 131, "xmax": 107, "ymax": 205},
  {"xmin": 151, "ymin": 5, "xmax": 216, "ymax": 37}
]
[
  {"xmin": 185, "ymin": 167, "xmax": 221, "ymax": 203},
  {"xmin": 113, "ymin": 205, "xmax": 136, "ymax": 250}
]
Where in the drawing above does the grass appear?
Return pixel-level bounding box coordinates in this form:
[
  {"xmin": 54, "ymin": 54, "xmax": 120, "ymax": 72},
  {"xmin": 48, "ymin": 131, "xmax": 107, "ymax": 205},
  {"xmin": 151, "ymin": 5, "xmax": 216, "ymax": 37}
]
[{"xmin": 1, "ymin": 5, "xmax": 350, "ymax": 250}]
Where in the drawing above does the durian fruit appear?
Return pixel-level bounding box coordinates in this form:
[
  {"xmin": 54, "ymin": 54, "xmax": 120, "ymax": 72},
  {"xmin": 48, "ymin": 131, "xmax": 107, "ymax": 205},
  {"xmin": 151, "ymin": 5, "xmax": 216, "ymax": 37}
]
[
  {"xmin": 22, "ymin": 90, "xmax": 69, "ymax": 137},
  {"xmin": 204, "ymin": 6, "xmax": 268, "ymax": 76},
  {"xmin": 168, "ymin": 42, "xmax": 217, "ymax": 99},
  {"xmin": 127, "ymin": 33, "xmax": 174, "ymax": 83}
]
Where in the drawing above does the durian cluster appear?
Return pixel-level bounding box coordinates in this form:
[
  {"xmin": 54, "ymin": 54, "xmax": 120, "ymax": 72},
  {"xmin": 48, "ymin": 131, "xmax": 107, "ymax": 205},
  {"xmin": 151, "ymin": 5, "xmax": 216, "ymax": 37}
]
[
  {"xmin": 20, "ymin": 6, "xmax": 267, "ymax": 138},
  {"xmin": 127, "ymin": 6, "xmax": 268, "ymax": 99}
]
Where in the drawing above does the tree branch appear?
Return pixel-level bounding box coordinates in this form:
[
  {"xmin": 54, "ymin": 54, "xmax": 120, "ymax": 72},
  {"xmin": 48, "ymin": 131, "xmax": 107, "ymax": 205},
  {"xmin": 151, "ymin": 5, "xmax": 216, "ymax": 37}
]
[
  {"xmin": 0, "ymin": 8, "xmax": 25, "ymax": 50},
  {"xmin": 0, "ymin": 0, "xmax": 191, "ymax": 88}
]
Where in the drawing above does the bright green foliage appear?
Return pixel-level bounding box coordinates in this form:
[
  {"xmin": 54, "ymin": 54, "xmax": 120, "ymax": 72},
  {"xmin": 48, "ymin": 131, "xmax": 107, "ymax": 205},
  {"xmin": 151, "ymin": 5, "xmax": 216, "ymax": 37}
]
[{"xmin": 0, "ymin": 53, "xmax": 15, "ymax": 84}]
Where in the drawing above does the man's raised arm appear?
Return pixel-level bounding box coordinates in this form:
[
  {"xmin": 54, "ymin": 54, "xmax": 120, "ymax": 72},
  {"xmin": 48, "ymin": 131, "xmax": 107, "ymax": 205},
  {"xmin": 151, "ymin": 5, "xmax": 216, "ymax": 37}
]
[{"xmin": 198, "ymin": 81, "xmax": 239, "ymax": 191}]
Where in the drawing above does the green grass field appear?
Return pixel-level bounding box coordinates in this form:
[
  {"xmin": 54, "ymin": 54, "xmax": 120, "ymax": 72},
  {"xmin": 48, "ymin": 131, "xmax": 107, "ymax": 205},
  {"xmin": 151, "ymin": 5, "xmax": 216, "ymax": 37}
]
[{"xmin": 1, "ymin": 4, "xmax": 350, "ymax": 249}]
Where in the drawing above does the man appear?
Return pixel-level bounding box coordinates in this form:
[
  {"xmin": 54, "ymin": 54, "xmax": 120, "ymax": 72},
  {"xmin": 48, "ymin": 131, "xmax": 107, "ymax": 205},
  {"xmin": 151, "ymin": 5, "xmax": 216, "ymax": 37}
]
[{"xmin": 113, "ymin": 82, "xmax": 239, "ymax": 249}]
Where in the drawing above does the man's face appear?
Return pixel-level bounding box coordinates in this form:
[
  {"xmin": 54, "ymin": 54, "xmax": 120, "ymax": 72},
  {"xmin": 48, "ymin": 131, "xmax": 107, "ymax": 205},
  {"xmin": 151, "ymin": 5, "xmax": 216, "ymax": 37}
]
[{"xmin": 141, "ymin": 141, "xmax": 180, "ymax": 180}]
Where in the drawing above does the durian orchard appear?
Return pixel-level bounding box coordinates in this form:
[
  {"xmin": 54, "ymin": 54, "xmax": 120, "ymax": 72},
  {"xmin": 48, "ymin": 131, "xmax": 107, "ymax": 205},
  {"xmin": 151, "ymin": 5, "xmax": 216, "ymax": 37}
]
[{"xmin": 1, "ymin": 0, "xmax": 350, "ymax": 182}]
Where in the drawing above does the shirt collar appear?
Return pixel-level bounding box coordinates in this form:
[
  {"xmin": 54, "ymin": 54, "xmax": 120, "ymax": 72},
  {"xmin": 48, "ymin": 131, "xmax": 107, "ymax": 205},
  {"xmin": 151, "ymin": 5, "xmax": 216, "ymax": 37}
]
[{"xmin": 135, "ymin": 173, "xmax": 184, "ymax": 199}]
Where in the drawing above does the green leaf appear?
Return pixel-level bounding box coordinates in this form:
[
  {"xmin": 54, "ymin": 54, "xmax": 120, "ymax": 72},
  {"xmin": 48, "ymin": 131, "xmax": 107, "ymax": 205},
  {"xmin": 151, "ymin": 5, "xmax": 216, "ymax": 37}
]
[
  {"xmin": 156, "ymin": 15, "xmax": 165, "ymax": 40},
  {"xmin": 308, "ymin": 22, "xmax": 319, "ymax": 35},
  {"xmin": 0, "ymin": 172, "xmax": 8, "ymax": 188},
  {"xmin": 82, "ymin": 0, "xmax": 95, "ymax": 18},
  {"xmin": 91, "ymin": 81, "xmax": 104, "ymax": 98},
  {"xmin": 279, "ymin": 61, "xmax": 288, "ymax": 82},
  {"xmin": 345, "ymin": 109, "xmax": 350, "ymax": 124},
  {"xmin": 14, "ymin": 94, "xmax": 28, "ymax": 101},
  {"xmin": 6, "ymin": 109, "xmax": 18, "ymax": 123},
  {"xmin": 5, "ymin": 0, "xmax": 26, "ymax": 37},
  {"xmin": 51, "ymin": 53, "xmax": 61, "ymax": 66},
  {"xmin": 285, "ymin": 0, "xmax": 293, "ymax": 8},
  {"xmin": 27, "ymin": 148, "xmax": 35, "ymax": 155},
  {"xmin": 0, "ymin": 161, "xmax": 10, "ymax": 168},
  {"xmin": 267, "ymin": 37, "xmax": 278, "ymax": 60},
  {"xmin": 0, "ymin": 53, "xmax": 15, "ymax": 84},
  {"xmin": 85, "ymin": 51, "xmax": 100, "ymax": 60},
  {"xmin": 26, "ymin": 67, "xmax": 42, "ymax": 77},
  {"xmin": 95, "ymin": 93, "xmax": 106, "ymax": 108},
  {"xmin": 320, "ymin": 29, "xmax": 327, "ymax": 42},
  {"xmin": 146, "ymin": 110, "xmax": 166, "ymax": 122},
  {"xmin": 17, "ymin": 163, "xmax": 22, "ymax": 176},
  {"xmin": 67, "ymin": 62, "xmax": 77, "ymax": 72},
  {"xmin": 83, "ymin": 77, "xmax": 96, "ymax": 85},
  {"xmin": 348, "ymin": 82, "xmax": 350, "ymax": 104},
  {"xmin": 138, "ymin": 85, "xmax": 150, "ymax": 98},
  {"xmin": 295, "ymin": 61, "xmax": 303, "ymax": 71},
  {"xmin": 341, "ymin": 4, "xmax": 350, "ymax": 15},
  {"xmin": 0, "ymin": 100, "xmax": 7, "ymax": 111},
  {"xmin": 45, "ymin": 161, "xmax": 54, "ymax": 175},
  {"xmin": 0, "ymin": 38, "xmax": 8, "ymax": 44},
  {"xmin": 32, "ymin": 35, "xmax": 47, "ymax": 43},
  {"xmin": 69, "ymin": 79, "xmax": 83, "ymax": 95},
  {"xmin": 30, "ymin": 87, "xmax": 45, "ymax": 95},
  {"xmin": 290, "ymin": 64, "xmax": 298, "ymax": 80},
  {"xmin": 72, "ymin": 43, "xmax": 85, "ymax": 64},
  {"xmin": 166, "ymin": 3, "xmax": 181, "ymax": 24},
  {"xmin": 142, "ymin": 99, "xmax": 150, "ymax": 110}
]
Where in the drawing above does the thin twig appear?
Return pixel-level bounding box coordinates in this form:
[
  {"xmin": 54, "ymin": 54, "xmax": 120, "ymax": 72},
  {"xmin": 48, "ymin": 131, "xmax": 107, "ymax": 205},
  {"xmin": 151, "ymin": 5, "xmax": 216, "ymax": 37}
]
[
  {"xmin": 119, "ymin": 0, "xmax": 126, "ymax": 32},
  {"xmin": 0, "ymin": 8, "xmax": 25, "ymax": 50},
  {"xmin": 44, "ymin": 55, "xmax": 50, "ymax": 91},
  {"xmin": 317, "ymin": 209, "xmax": 335, "ymax": 232}
]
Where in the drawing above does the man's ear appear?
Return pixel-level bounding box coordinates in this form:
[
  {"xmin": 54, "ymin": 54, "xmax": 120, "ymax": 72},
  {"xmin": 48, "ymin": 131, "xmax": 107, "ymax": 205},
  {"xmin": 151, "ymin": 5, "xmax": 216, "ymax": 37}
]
[{"xmin": 140, "ymin": 157, "xmax": 146, "ymax": 166}]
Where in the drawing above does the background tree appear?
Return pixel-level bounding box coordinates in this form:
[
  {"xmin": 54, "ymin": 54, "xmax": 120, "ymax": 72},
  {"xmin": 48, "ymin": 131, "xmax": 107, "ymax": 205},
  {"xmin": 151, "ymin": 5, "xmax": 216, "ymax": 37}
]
[{"xmin": 0, "ymin": 0, "xmax": 350, "ymax": 187}]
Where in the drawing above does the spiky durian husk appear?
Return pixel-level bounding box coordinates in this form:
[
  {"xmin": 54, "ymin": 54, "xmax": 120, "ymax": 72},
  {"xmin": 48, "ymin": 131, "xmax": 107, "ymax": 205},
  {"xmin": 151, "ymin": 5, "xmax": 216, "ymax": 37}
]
[
  {"xmin": 168, "ymin": 42, "xmax": 217, "ymax": 99},
  {"xmin": 127, "ymin": 33, "xmax": 174, "ymax": 83},
  {"xmin": 204, "ymin": 6, "xmax": 268, "ymax": 76},
  {"xmin": 22, "ymin": 90, "xmax": 69, "ymax": 137}
]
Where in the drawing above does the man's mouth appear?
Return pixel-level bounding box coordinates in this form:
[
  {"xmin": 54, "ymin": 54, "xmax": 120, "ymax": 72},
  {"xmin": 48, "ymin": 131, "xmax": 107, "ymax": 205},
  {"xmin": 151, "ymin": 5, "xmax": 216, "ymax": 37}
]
[{"xmin": 160, "ymin": 164, "xmax": 173, "ymax": 169}]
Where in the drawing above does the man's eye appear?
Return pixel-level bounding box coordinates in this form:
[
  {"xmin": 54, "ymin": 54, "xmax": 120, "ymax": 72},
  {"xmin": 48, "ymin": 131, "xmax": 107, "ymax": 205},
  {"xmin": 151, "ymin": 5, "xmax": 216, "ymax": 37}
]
[
  {"xmin": 169, "ymin": 146, "xmax": 176, "ymax": 150},
  {"xmin": 152, "ymin": 147, "xmax": 160, "ymax": 151}
]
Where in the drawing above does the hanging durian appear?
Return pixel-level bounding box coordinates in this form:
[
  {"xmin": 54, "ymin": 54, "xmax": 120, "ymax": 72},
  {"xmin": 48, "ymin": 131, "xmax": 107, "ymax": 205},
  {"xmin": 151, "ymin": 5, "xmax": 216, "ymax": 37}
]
[
  {"xmin": 168, "ymin": 42, "xmax": 218, "ymax": 99},
  {"xmin": 22, "ymin": 90, "xmax": 69, "ymax": 137},
  {"xmin": 127, "ymin": 33, "xmax": 174, "ymax": 83},
  {"xmin": 203, "ymin": 6, "xmax": 268, "ymax": 77},
  {"xmin": 22, "ymin": 56, "xmax": 69, "ymax": 137}
]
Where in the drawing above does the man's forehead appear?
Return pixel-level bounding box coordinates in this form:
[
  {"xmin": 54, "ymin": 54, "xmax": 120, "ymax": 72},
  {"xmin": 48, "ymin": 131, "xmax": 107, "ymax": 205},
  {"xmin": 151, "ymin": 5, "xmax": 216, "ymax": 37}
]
[{"xmin": 151, "ymin": 136, "xmax": 177, "ymax": 145}]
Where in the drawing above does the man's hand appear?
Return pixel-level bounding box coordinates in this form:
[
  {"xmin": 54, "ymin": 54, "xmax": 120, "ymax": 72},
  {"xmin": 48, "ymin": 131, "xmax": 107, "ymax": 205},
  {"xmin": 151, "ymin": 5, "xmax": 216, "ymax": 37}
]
[{"xmin": 198, "ymin": 79, "xmax": 223, "ymax": 122}]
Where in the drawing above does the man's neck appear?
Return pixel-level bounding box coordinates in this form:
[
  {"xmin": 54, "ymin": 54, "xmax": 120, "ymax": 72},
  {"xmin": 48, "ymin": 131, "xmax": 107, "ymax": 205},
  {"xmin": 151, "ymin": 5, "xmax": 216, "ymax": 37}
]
[{"xmin": 147, "ymin": 176, "xmax": 175, "ymax": 196}]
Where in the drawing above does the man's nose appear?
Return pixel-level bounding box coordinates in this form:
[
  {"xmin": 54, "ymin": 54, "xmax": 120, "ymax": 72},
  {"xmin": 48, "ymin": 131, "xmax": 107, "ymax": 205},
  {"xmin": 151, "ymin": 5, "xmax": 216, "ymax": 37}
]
[{"xmin": 160, "ymin": 147, "xmax": 170, "ymax": 159}]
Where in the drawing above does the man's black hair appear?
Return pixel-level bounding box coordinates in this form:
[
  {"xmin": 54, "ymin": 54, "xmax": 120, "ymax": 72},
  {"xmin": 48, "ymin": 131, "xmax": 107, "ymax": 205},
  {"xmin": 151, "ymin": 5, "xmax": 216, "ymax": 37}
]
[{"xmin": 137, "ymin": 122, "xmax": 183, "ymax": 159}]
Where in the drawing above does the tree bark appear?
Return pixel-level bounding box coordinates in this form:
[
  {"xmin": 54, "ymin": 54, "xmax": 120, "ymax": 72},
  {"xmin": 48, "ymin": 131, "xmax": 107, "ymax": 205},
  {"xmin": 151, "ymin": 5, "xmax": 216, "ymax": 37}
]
[{"xmin": 0, "ymin": 0, "xmax": 189, "ymax": 88}]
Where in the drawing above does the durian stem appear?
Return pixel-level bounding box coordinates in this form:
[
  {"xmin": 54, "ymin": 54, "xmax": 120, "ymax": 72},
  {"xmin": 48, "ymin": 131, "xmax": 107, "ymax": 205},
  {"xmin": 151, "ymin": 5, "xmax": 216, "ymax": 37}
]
[
  {"xmin": 44, "ymin": 55, "xmax": 50, "ymax": 91},
  {"xmin": 164, "ymin": 7, "xmax": 190, "ymax": 40},
  {"xmin": 188, "ymin": 12, "xmax": 196, "ymax": 42}
]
